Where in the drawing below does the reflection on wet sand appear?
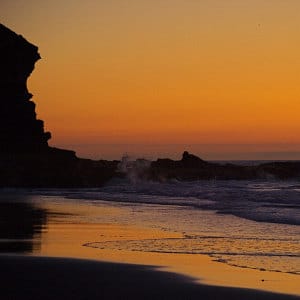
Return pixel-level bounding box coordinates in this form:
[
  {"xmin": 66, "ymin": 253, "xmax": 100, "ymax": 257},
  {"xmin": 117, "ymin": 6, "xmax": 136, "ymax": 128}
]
[{"xmin": 0, "ymin": 197, "xmax": 47, "ymax": 253}]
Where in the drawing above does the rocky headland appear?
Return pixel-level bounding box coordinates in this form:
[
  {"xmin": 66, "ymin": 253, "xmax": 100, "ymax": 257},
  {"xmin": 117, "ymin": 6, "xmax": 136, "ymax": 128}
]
[
  {"xmin": 0, "ymin": 24, "xmax": 117, "ymax": 187},
  {"xmin": 1, "ymin": 23, "xmax": 300, "ymax": 187}
]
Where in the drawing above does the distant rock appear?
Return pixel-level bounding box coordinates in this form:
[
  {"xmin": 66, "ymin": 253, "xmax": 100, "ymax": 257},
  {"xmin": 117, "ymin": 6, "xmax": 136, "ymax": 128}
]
[
  {"xmin": 181, "ymin": 151, "xmax": 207, "ymax": 167},
  {"xmin": 149, "ymin": 152, "xmax": 300, "ymax": 181}
]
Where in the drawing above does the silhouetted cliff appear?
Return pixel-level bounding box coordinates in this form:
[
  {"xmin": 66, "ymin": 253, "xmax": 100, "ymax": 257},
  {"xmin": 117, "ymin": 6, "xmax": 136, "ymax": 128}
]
[
  {"xmin": 0, "ymin": 24, "xmax": 50, "ymax": 152},
  {"xmin": 0, "ymin": 24, "xmax": 117, "ymax": 187}
]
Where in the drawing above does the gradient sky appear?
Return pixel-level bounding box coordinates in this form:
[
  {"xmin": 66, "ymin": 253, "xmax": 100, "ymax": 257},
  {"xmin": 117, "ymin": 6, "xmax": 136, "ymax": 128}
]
[{"xmin": 2, "ymin": 0, "xmax": 300, "ymax": 160}]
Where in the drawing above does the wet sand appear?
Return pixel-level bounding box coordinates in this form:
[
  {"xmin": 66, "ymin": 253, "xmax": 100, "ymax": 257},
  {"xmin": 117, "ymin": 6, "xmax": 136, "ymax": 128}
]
[
  {"xmin": 36, "ymin": 222, "xmax": 300, "ymax": 297},
  {"xmin": 1, "ymin": 255, "xmax": 299, "ymax": 300},
  {"xmin": 34, "ymin": 199, "xmax": 300, "ymax": 297},
  {"xmin": 1, "ymin": 195, "xmax": 299, "ymax": 299}
]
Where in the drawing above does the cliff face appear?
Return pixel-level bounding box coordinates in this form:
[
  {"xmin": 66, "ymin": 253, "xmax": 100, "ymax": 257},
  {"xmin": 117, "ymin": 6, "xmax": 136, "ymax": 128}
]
[
  {"xmin": 0, "ymin": 24, "xmax": 51, "ymax": 153},
  {"xmin": 0, "ymin": 24, "xmax": 118, "ymax": 187}
]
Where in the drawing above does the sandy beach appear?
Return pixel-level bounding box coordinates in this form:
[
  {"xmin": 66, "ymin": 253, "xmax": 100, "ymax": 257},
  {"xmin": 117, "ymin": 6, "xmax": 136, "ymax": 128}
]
[{"xmin": 0, "ymin": 193, "xmax": 299, "ymax": 299}]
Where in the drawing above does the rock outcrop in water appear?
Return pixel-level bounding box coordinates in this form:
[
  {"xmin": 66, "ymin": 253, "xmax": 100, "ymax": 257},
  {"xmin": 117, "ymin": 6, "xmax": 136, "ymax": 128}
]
[{"xmin": 147, "ymin": 152, "xmax": 300, "ymax": 181}]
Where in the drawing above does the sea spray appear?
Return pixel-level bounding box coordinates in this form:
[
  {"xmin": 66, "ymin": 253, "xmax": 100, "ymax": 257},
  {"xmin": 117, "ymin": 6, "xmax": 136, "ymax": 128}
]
[{"xmin": 117, "ymin": 155, "xmax": 151, "ymax": 184}]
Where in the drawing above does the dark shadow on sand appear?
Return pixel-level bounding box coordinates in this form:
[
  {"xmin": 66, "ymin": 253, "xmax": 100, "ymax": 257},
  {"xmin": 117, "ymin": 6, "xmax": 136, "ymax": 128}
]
[{"xmin": 1, "ymin": 255, "xmax": 299, "ymax": 300}]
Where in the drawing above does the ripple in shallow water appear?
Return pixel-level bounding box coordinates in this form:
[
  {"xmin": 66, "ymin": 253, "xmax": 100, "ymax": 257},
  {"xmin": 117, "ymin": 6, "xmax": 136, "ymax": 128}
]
[{"xmin": 84, "ymin": 235, "xmax": 300, "ymax": 275}]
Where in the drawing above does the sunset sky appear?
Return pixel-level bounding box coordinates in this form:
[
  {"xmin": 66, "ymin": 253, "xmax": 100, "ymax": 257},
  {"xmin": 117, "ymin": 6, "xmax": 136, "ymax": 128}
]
[{"xmin": 2, "ymin": 0, "xmax": 300, "ymax": 160}]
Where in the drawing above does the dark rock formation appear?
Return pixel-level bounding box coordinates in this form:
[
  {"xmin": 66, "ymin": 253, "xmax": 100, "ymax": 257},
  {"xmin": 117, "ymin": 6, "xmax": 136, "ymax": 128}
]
[
  {"xmin": 0, "ymin": 24, "xmax": 118, "ymax": 187},
  {"xmin": 0, "ymin": 24, "xmax": 50, "ymax": 152},
  {"xmin": 181, "ymin": 151, "xmax": 207, "ymax": 167},
  {"xmin": 148, "ymin": 152, "xmax": 300, "ymax": 181},
  {"xmin": 256, "ymin": 161, "xmax": 300, "ymax": 179}
]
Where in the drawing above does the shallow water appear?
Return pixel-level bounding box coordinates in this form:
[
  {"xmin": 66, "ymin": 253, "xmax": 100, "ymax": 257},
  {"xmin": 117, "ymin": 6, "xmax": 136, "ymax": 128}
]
[{"xmin": 82, "ymin": 200, "xmax": 300, "ymax": 275}]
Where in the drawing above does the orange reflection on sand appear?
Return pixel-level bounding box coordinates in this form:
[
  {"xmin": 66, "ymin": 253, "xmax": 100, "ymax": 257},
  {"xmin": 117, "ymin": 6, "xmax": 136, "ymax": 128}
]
[
  {"xmin": 33, "ymin": 200, "xmax": 300, "ymax": 297},
  {"xmin": 37, "ymin": 222, "xmax": 300, "ymax": 296}
]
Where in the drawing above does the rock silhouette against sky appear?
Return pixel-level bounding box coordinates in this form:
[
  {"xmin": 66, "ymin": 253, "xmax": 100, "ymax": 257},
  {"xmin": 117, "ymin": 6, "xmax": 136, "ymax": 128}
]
[
  {"xmin": 0, "ymin": 23, "xmax": 299, "ymax": 186},
  {"xmin": 0, "ymin": 24, "xmax": 51, "ymax": 153}
]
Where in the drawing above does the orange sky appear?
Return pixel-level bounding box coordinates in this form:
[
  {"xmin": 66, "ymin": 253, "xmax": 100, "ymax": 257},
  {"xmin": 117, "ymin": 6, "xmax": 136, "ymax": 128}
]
[{"xmin": 2, "ymin": 0, "xmax": 300, "ymax": 160}]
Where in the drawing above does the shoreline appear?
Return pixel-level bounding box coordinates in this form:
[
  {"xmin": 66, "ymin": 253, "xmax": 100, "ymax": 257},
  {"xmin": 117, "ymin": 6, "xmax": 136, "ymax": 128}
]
[
  {"xmin": 1, "ymin": 194, "xmax": 299, "ymax": 297},
  {"xmin": 33, "ymin": 198, "xmax": 300, "ymax": 297},
  {"xmin": 1, "ymin": 254, "xmax": 299, "ymax": 300},
  {"xmin": 35, "ymin": 221, "xmax": 300, "ymax": 297}
]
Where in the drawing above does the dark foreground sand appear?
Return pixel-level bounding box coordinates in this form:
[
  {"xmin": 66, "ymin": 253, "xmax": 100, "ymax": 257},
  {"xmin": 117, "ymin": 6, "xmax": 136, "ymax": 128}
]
[{"xmin": 1, "ymin": 255, "xmax": 299, "ymax": 300}]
